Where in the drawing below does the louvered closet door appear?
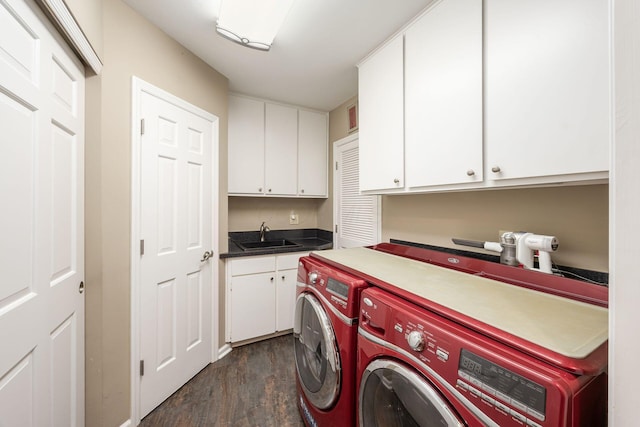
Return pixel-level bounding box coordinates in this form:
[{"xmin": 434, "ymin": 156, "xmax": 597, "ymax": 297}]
[{"xmin": 334, "ymin": 136, "xmax": 380, "ymax": 248}]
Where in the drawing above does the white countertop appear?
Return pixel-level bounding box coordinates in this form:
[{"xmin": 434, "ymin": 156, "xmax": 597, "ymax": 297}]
[{"xmin": 315, "ymin": 247, "xmax": 608, "ymax": 359}]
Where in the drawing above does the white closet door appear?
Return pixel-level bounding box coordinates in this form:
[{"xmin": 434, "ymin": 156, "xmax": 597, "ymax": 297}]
[
  {"xmin": 139, "ymin": 88, "xmax": 215, "ymax": 418},
  {"xmin": 0, "ymin": 0, "xmax": 85, "ymax": 425}
]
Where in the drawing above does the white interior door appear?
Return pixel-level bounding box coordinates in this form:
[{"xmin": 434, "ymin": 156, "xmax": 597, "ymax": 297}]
[
  {"xmin": 0, "ymin": 0, "xmax": 85, "ymax": 425},
  {"xmin": 333, "ymin": 134, "xmax": 381, "ymax": 249},
  {"xmin": 138, "ymin": 87, "xmax": 216, "ymax": 418}
]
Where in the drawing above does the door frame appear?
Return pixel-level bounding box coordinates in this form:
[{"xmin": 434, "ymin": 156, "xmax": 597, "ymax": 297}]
[
  {"xmin": 129, "ymin": 76, "xmax": 220, "ymax": 424},
  {"xmin": 332, "ymin": 133, "xmax": 381, "ymax": 248}
]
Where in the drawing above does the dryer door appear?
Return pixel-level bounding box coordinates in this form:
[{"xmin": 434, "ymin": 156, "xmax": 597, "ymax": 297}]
[
  {"xmin": 293, "ymin": 293, "xmax": 341, "ymax": 410},
  {"xmin": 359, "ymin": 359, "xmax": 464, "ymax": 427}
]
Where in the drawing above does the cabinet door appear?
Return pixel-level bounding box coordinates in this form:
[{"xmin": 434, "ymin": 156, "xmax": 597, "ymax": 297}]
[
  {"xmin": 228, "ymin": 96, "xmax": 265, "ymax": 194},
  {"xmin": 485, "ymin": 0, "xmax": 609, "ymax": 181},
  {"xmin": 275, "ymin": 268, "xmax": 298, "ymax": 331},
  {"xmin": 358, "ymin": 35, "xmax": 404, "ymax": 192},
  {"xmin": 229, "ymin": 272, "xmax": 276, "ymax": 342},
  {"xmin": 298, "ymin": 110, "xmax": 328, "ymax": 197},
  {"xmin": 405, "ymin": 0, "xmax": 482, "ymax": 188},
  {"xmin": 265, "ymin": 103, "xmax": 298, "ymax": 195}
]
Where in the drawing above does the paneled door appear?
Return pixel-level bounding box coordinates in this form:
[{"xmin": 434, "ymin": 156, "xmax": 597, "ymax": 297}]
[
  {"xmin": 138, "ymin": 86, "xmax": 217, "ymax": 417},
  {"xmin": 0, "ymin": 0, "xmax": 85, "ymax": 425},
  {"xmin": 333, "ymin": 134, "xmax": 380, "ymax": 249}
]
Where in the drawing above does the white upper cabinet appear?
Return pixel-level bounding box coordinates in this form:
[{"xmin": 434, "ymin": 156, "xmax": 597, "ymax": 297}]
[
  {"xmin": 357, "ymin": 0, "xmax": 609, "ymax": 194},
  {"xmin": 228, "ymin": 94, "xmax": 328, "ymax": 198},
  {"xmin": 484, "ymin": 0, "xmax": 609, "ymax": 183},
  {"xmin": 298, "ymin": 110, "xmax": 329, "ymax": 197},
  {"xmin": 358, "ymin": 35, "xmax": 405, "ymax": 192},
  {"xmin": 405, "ymin": 0, "xmax": 483, "ymax": 188},
  {"xmin": 228, "ymin": 96, "xmax": 265, "ymax": 194},
  {"xmin": 265, "ymin": 103, "xmax": 298, "ymax": 195}
]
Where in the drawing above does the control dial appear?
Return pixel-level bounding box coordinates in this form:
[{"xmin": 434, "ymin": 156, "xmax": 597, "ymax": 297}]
[
  {"xmin": 308, "ymin": 272, "xmax": 319, "ymax": 285},
  {"xmin": 407, "ymin": 331, "xmax": 425, "ymax": 352}
]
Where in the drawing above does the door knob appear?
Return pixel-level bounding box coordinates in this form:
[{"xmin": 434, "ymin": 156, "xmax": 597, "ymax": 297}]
[{"xmin": 200, "ymin": 250, "xmax": 213, "ymax": 262}]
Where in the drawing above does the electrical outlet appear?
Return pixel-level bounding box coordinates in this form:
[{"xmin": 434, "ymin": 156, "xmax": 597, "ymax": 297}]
[{"xmin": 289, "ymin": 212, "xmax": 299, "ymax": 225}]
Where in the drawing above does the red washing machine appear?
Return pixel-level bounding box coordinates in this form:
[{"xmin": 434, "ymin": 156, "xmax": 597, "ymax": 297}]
[
  {"xmin": 293, "ymin": 255, "xmax": 368, "ymax": 427},
  {"xmin": 357, "ymin": 287, "xmax": 607, "ymax": 427}
]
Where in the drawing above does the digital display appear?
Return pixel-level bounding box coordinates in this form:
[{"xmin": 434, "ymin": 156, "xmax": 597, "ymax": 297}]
[
  {"xmin": 459, "ymin": 349, "xmax": 546, "ymax": 415},
  {"xmin": 326, "ymin": 278, "xmax": 348, "ymax": 299},
  {"xmin": 460, "ymin": 355, "xmax": 482, "ymax": 376}
]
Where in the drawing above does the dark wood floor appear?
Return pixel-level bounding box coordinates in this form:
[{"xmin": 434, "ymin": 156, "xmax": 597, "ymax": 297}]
[{"xmin": 140, "ymin": 334, "xmax": 304, "ymax": 426}]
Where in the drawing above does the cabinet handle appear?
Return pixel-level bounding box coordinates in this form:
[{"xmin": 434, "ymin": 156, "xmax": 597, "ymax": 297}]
[
  {"xmin": 466, "ymin": 170, "xmax": 475, "ymax": 176},
  {"xmin": 393, "ymin": 178, "xmax": 400, "ymax": 184},
  {"xmin": 268, "ymin": 188, "xmax": 272, "ymax": 193},
  {"xmin": 491, "ymin": 166, "xmax": 501, "ymax": 173},
  {"xmin": 300, "ymin": 189, "xmax": 304, "ymax": 194},
  {"xmin": 270, "ymin": 277, "xmax": 274, "ymax": 282},
  {"xmin": 258, "ymin": 187, "xmax": 263, "ymax": 192},
  {"xmin": 281, "ymin": 275, "xmax": 285, "ymax": 280},
  {"xmin": 79, "ymin": 281, "xmax": 85, "ymax": 294}
]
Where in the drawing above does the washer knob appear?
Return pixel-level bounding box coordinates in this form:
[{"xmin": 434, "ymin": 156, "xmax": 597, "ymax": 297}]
[
  {"xmin": 407, "ymin": 331, "xmax": 425, "ymax": 352},
  {"xmin": 308, "ymin": 272, "xmax": 319, "ymax": 285}
]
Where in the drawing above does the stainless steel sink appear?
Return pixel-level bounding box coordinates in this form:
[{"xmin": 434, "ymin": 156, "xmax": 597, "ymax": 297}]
[{"xmin": 236, "ymin": 239, "xmax": 302, "ymax": 251}]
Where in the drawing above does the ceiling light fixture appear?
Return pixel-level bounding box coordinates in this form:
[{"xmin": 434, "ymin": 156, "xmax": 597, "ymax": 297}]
[{"xmin": 216, "ymin": 0, "xmax": 296, "ymax": 51}]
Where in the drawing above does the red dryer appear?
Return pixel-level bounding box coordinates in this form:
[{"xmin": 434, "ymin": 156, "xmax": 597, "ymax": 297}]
[{"xmin": 293, "ymin": 255, "xmax": 368, "ymax": 427}]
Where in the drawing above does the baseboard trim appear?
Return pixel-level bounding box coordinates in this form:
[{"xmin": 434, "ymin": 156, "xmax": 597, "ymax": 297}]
[
  {"xmin": 218, "ymin": 343, "xmax": 232, "ymax": 360},
  {"xmin": 120, "ymin": 419, "xmax": 133, "ymax": 427}
]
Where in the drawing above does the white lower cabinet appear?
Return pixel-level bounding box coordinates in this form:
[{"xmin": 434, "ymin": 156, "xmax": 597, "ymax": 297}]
[{"xmin": 226, "ymin": 252, "xmax": 307, "ymax": 343}]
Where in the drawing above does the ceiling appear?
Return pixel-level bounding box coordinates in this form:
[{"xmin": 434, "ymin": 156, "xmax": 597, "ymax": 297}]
[{"xmin": 122, "ymin": 0, "xmax": 434, "ymax": 111}]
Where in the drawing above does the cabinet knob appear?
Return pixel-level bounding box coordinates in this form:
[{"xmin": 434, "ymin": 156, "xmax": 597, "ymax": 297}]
[
  {"xmin": 258, "ymin": 187, "xmax": 263, "ymax": 192},
  {"xmin": 300, "ymin": 189, "xmax": 304, "ymax": 194},
  {"xmin": 268, "ymin": 188, "xmax": 272, "ymax": 193},
  {"xmin": 491, "ymin": 166, "xmax": 501, "ymax": 173},
  {"xmin": 393, "ymin": 178, "xmax": 400, "ymax": 184},
  {"xmin": 270, "ymin": 277, "xmax": 274, "ymax": 282},
  {"xmin": 466, "ymin": 170, "xmax": 475, "ymax": 176},
  {"xmin": 281, "ymin": 275, "xmax": 285, "ymax": 280}
]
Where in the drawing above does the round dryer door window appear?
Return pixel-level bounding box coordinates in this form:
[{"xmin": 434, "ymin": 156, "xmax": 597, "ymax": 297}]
[
  {"xmin": 359, "ymin": 359, "xmax": 464, "ymax": 427},
  {"xmin": 293, "ymin": 293, "xmax": 341, "ymax": 410}
]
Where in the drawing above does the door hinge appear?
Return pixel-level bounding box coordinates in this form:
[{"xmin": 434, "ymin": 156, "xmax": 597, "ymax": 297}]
[
  {"xmin": 140, "ymin": 360, "xmax": 145, "ymax": 376},
  {"xmin": 335, "ymin": 224, "xmax": 338, "ymax": 233},
  {"xmin": 140, "ymin": 239, "xmax": 145, "ymax": 256},
  {"xmin": 140, "ymin": 118, "xmax": 145, "ymax": 135},
  {"xmin": 335, "ymin": 161, "xmax": 338, "ymax": 170}
]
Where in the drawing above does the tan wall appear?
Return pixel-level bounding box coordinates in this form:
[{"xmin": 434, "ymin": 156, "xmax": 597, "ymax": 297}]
[
  {"xmin": 382, "ymin": 185, "xmax": 609, "ymax": 271},
  {"xmin": 228, "ymin": 197, "xmax": 321, "ymax": 231},
  {"xmin": 65, "ymin": 0, "xmax": 103, "ymax": 58},
  {"xmin": 317, "ymin": 96, "xmax": 359, "ymax": 231},
  {"xmin": 84, "ymin": 0, "xmax": 229, "ymax": 425}
]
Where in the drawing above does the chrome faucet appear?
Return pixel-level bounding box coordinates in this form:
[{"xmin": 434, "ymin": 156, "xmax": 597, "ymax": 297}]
[{"xmin": 259, "ymin": 221, "xmax": 270, "ymax": 242}]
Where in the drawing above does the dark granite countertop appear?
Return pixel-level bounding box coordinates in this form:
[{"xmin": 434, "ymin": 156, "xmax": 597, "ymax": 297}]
[{"xmin": 221, "ymin": 228, "xmax": 333, "ymax": 259}]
